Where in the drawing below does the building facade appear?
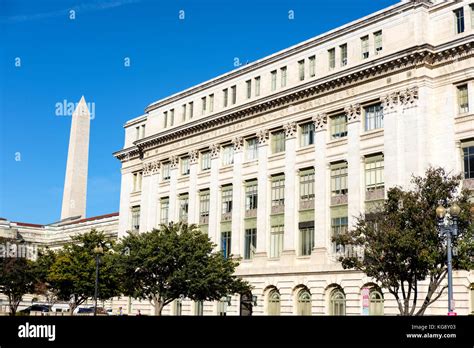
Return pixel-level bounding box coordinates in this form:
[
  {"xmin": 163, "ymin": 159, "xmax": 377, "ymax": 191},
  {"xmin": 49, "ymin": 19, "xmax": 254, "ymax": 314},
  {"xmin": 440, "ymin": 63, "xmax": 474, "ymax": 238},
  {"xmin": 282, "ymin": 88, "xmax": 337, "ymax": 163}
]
[{"xmin": 112, "ymin": 0, "xmax": 474, "ymax": 316}]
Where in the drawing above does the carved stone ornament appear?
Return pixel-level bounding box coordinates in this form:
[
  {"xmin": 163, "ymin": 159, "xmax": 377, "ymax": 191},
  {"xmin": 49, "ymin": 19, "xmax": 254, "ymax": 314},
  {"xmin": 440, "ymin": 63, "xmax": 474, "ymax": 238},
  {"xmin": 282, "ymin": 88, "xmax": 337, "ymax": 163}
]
[
  {"xmin": 283, "ymin": 122, "xmax": 297, "ymax": 138},
  {"xmin": 399, "ymin": 86, "xmax": 419, "ymax": 107},
  {"xmin": 143, "ymin": 160, "xmax": 160, "ymax": 176},
  {"xmin": 170, "ymin": 155, "xmax": 179, "ymax": 169},
  {"xmin": 210, "ymin": 143, "xmax": 220, "ymax": 159},
  {"xmin": 188, "ymin": 149, "xmax": 198, "ymax": 164},
  {"xmin": 232, "ymin": 136, "xmax": 244, "ymax": 151},
  {"xmin": 380, "ymin": 92, "xmax": 400, "ymax": 112},
  {"xmin": 344, "ymin": 104, "xmax": 362, "ymax": 122},
  {"xmin": 312, "ymin": 113, "xmax": 328, "ymax": 131},
  {"xmin": 257, "ymin": 129, "xmax": 269, "ymax": 145}
]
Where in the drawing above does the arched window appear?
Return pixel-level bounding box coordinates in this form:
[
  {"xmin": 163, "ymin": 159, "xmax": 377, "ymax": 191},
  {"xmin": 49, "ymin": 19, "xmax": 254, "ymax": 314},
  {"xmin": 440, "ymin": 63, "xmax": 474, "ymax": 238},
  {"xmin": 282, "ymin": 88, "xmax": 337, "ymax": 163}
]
[
  {"xmin": 369, "ymin": 289, "xmax": 384, "ymax": 316},
  {"xmin": 297, "ymin": 289, "xmax": 312, "ymax": 316},
  {"xmin": 268, "ymin": 289, "xmax": 281, "ymax": 315},
  {"xmin": 330, "ymin": 289, "xmax": 346, "ymax": 316}
]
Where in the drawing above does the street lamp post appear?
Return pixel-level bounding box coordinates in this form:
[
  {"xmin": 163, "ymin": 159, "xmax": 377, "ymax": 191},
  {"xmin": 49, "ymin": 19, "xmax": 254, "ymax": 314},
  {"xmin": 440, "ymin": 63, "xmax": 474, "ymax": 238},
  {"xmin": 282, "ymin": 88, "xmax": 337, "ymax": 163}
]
[
  {"xmin": 435, "ymin": 202, "xmax": 460, "ymax": 315},
  {"xmin": 93, "ymin": 245, "xmax": 104, "ymax": 316}
]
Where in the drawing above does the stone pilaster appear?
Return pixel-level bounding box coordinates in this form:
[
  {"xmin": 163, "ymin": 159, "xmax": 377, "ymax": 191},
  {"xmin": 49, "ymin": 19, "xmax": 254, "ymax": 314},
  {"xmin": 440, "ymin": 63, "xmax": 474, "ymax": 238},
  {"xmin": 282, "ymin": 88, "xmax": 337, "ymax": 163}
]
[
  {"xmin": 169, "ymin": 155, "xmax": 179, "ymax": 223},
  {"xmin": 231, "ymin": 137, "xmax": 244, "ymax": 257},
  {"xmin": 382, "ymin": 91, "xmax": 402, "ymax": 192},
  {"xmin": 208, "ymin": 144, "xmax": 220, "ymax": 247},
  {"xmin": 282, "ymin": 122, "xmax": 297, "ymax": 257},
  {"xmin": 141, "ymin": 160, "xmax": 160, "ymax": 231},
  {"xmin": 256, "ymin": 129, "xmax": 269, "ymax": 258},
  {"xmin": 118, "ymin": 171, "xmax": 133, "ymax": 238},
  {"xmin": 188, "ymin": 150, "xmax": 199, "ymax": 224}
]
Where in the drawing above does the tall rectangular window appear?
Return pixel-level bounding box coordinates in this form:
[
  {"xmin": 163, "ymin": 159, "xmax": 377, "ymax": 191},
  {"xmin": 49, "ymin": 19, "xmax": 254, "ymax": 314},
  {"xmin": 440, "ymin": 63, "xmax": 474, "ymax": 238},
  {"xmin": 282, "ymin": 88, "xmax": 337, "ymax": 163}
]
[
  {"xmin": 179, "ymin": 194, "xmax": 189, "ymax": 223},
  {"xmin": 270, "ymin": 225, "xmax": 284, "ymax": 258},
  {"xmin": 271, "ymin": 175, "xmax": 285, "ymax": 209},
  {"xmin": 135, "ymin": 126, "xmax": 140, "ymax": 140},
  {"xmin": 131, "ymin": 206, "xmax": 140, "ymax": 232},
  {"xmin": 309, "ymin": 55, "xmax": 316, "ymax": 77},
  {"xmin": 300, "ymin": 168, "xmax": 315, "ymax": 203},
  {"xmin": 223, "ymin": 88, "xmax": 228, "ymax": 108},
  {"xmin": 231, "ymin": 85, "xmax": 237, "ymax": 105},
  {"xmin": 199, "ymin": 190, "xmax": 210, "ymax": 224},
  {"xmin": 298, "ymin": 60, "xmax": 305, "ymax": 81},
  {"xmin": 170, "ymin": 109, "xmax": 174, "ymax": 126},
  {"xmin": 189, "ymin": 102, "xmax": 194, "ymax": 119},
  {"xmin": 340, "ymin": 44, "xmax": 348, "ymax": 66},
  {"xmin": 162, "ymin": 162, "xmax": 171, "ymax": 181},
  {"xmin": 246, "ymin": 80, "xmax": 252, "ymax": 99},
  {"xmin": 201, "ymin": 151, "xmax": 211, "ymax": 171},
  {"xmin": 364, "ymin": 103, "xmax": 384, "ymax": 131},
  {"xmin": 209, "ymin": 94, "xmax": 214, "ymax": 113},
  {"xmin": 255, "ymin": 76, "xmax": 261, "ymax": 97},
  {"xmin": 299, "ymin": 122, "xmax": 315, "ymax": 147},
  {"xmin": 182, "ymin": 104, "xmax": 187, "ymax": 122},
  {"xmin": 331, "ymin": 217, "xmax": 348, "ymax": 253},
  {"xmin": 328, "ymin": 48, "xmax": 336, "ymax": 69},
  {"xmin": 458, "ymin": 84, "xmax": 469, "ymax": 113},
  {"xmin": 244, "ymin": 228, "xmax": 257, "ymax": 260},
  {"xmin": 140, "ymin": 125, "xmax": 146, "ymax": 139},
  {"xmin": 463, "ymin": 142, "xmax": 474, "ymax": 179},
  {"xmin": 163, "ymin": 111, "xmax": 168, "ymax": 128},
  {"xmin": 181, "ymin": 157, "xmax": 190, "ymax": 176},
  {"xmin": 331, "ymin": 163, "xmax": 348, "ymax": 196},
  {"xmin": 221, "ymin": 185, "xmax": 233, "ymax": 217},
  {"xmin": 271, "ymin": 70, "xmax": 277, "ymax": 91},
  {"xmin": 471, "ymin": 5, "xmax": 474, "ymax": 29},
  {"xmin": 330, "ymin": 114, "xmax": 348, "ymax": 139},
  {"xmin": 454, "ymin": 8, "xmax": 465, "ymax": 34},
  {"xmin": 221, "ymin": 231, "xmax": 231, "ymax": 259},
  {"xmin": 245, "ymin": 180, "xmax": 258, "ymax": 211},
  {"xmin": 374, "ymin": 31, "xmax": 383, "ymax": 55},
  {"xmin": 280, "ymin": 66, "xmax": 287, "ymax": 87},
  {"xmin": 201, "ymin": 97, "xmax": 207, "ymax": 114},
  {"xmin": 271, "ymin": 130, "xmax": 286, "ymax": 154},
  {"xmin": 365, "ymin": 155, "xmax": 384, "ymax": 191},
  {"xmin": 222, "ymin": 145, "xmax": 234, "ymax": 166},
  {"xmin": 361, "ymin": 36, "xmax": 369, "ymax": 59},
  {"xmin": 132, "ymin": 171, "xmax": 142, "ymax": 192},
  {"xmin": 245, "ymin": 137, "xmax": 258, "ymax": 161},
  {"xmin": 299, "ymin": 227, "xmax": 314, "ymax": 256},
  {"xmin": 160, "ymin": 198, "xmax": 169, "ymax": 225}
]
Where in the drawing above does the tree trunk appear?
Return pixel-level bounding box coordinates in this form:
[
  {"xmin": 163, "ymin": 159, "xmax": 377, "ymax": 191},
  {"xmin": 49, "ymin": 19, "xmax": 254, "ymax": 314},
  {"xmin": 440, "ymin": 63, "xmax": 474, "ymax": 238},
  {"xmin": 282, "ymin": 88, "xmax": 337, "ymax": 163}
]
[
  {"xmin": 152, "ymin": 295, "xmax": 165, "ymax": 316},
  {"xmin": 8, "ymin": 295, "xmax": 20, "ymax": 316}
]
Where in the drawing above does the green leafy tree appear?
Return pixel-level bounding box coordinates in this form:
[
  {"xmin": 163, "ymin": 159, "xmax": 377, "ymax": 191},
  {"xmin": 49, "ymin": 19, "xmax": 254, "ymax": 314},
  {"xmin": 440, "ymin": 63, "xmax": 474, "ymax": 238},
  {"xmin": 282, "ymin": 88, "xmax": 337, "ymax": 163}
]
[
  {"xmin": 334, "ymin": 167, "xmax": 474, "ymax": 315},
  {"xmin": 47, "ymin": 230, "xmax": 120, "ymax": 315},
  {"xmin": 115, "ymin": 222, "xmax": 251, "ymax": 315},
  {"xmin": 33, "ymin": 247, "xmax": 60, "ymax": 307}
]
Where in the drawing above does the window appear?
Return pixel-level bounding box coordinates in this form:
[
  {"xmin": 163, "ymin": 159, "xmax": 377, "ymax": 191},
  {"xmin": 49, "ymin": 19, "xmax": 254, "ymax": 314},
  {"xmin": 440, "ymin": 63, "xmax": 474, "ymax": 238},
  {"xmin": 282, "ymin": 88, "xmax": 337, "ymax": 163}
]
[
  {"xmin": 135, "ymin": 126, "xmax": 140, "ymax": 140},
  {"xmin": 271, "ymin": 70, "xmax": 277, "ymax": 91},
  {"xmin": 365, "ymin": 155, "xmax": 384, "ymax": 191},
  {"xmin": 181, "ymin": 104, "xmax": 186, "ymax": 122},
  {"xmin": 162, "ymin": 162, "xmax": 171, "ymax": 181},
  {"xmin": 132, "ymin": 171, "xmax": 142, "ymax": 192},
  {"xmin": 369, "ymin": 289, "xmax": 384, "ymax": 316},
  {"xmin": 255, "ymin": 76, "xmax": 261, "ymax": 97},
  {"xmin": 454, "ymin": 8, "xmax": 465, "ymax": 34},
  {"xmin": 195, "ymin": 301, "xmax": 204, "ymax": 316},
  {"xmin": 280, "ymin": 66, "xmax": 287, "ymax": 87},
  {"xmin": 340, "ymin": 44, "xmax": 348, "ymax": 66},
  {"xmin": 268, "ymin": 290, "xmax": 281, "ymax": 315},
  {"xmin": 131, "ymin": 206, "xmax": 140, "ymax": 232},
  {"xmin": 223, "ymin": 88, "xmax": 228, "ymax": 108},
  {"xmin": 246, "ymin": 80, "xmax": 252, "ymax": 99},
  {"xmin": 309, "ymin": 55, "xmax": 316, "ymax": 77},
  {"xmin": 463, "ymin": 142, "xmax": 474, "ymax": 179},
  {"xmin": 169, "ymin": 109, "xmax": 174, "ymax": 127},
  {"xmin": 174, "ymin": 299, "xmax": 182, "ymax": 316},
  {"xmin": 221, "ymin": 231, "xmax": 231, "ymax": 259},
  {"xmin": 271, "ymin": 130, "xmax": 286, "ymax": 154},
  {"xmin": 160, "ymin": 198, "xmax": 169, "ymax": 225},
  {"xmin": 199, "ymin": 190, "xmax": 210, "ymax": 223},
  {"xmin": 245, "ymin": 180, "xmax": 258, "ymax": 211},
  {"xmin": 271, "ymin": 175, "xmax": 285, "ymax": 209},
  {"xmin": 299, "ymin": 227, "xmax": 314, "ymax": 256},
  {"xmin": 364, "ymin": 103, "xmax": 384, "ymax": 131},
  {"xmin": 222, "ymin": 145, "xmax": 234, "ymax": 166},
  {"xmin": 331, "ymin": 217, "xmax": 348, "ymax": 253},
  {"xmin": 361, "ymin": 36, "xmax": 369, "ymax": 59},
  {"xmin": 136, "ymin": 125, "xmax": 145, "ymax": 140},
  {"xmin": 297, "ymin": 289, "xmax": 312, "ymax": 316},
  {"xmin": 163, "ymin": 111, "xmax": 168, "ymax": 128},
  {"xmin": 231, "ymin": 85, "xmax": 237, "ymax": 105},
  {"xmin": 471, "ymin": 284, "xmax": 474, "ymax": 314},
  {"xmin": 189, "ymin": 102, "xmax": 194, "ymax": 119},
  {"xmin": 179, "ymin": 194, "xmax": 189, "ymax": 223},
  {"xmin": 201, "ymin": 151, "xmax": 211, "ymax": 171},
  {"xmin": 300, "ymin": 168, "xmax": 315, "ymax": 203},
  {"xmin": 209, "ymin": 94, "xmax": 214, "ymax": 113},
  {"xmin": 330, "ymin": 289, "xmax": 346, "ymax": 315},
  {"xmin": 458, "ymin": 84, "xmax": 469, "ymax": 113},
  {"xmin": 330, "ymin": 113, "xmax": 348, "ymax": 139},
  {"xmin": 245, "ymin": 137, "xmax": 258, "ymax": 161},
  {"xmin": 201, "ymin": 97, "xmax": 206, "ymax": 114},
  {"xmin": 374, "ymin": 31, "xmax": 382, "ymax": 54},
  {"xmin": 181, "ymin": 157, "xmax": 190, "ymax": 176},
  {"xmin": 221, "ymin": 185, "xmax": 233, "ymax": 216},
  {"xmin": 270, "ymin": 225, "xmax": 284, "ymax": 258},
  {"xmin": 328, "ymin": 48, "xmax": 335, "ymax": 69},
  {"xmin": 244, "ymin": 228, "xmax": 257, "ymax": 260},
  {"xmin": 331, "ymin": 163, "xmax": 348, "ymax": 196},
  {"xmin": 471, "ymin": 5, "xmax": 474, "ymax": 29},
  {"xmin": 298, "ymin": 59, "xmax": 305, "ymax": 81},
  {"xmin": 300, "ymin": 122, "xmax": 315, "ymax": 147}
]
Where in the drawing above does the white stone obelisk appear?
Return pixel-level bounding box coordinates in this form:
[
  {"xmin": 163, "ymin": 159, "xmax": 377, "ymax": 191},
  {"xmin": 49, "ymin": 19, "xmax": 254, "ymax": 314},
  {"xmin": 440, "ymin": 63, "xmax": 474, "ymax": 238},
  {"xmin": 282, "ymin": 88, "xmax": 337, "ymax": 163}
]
[{"xmin": 60, "ymin": 96, "xmax": 90, "ymax": 220}]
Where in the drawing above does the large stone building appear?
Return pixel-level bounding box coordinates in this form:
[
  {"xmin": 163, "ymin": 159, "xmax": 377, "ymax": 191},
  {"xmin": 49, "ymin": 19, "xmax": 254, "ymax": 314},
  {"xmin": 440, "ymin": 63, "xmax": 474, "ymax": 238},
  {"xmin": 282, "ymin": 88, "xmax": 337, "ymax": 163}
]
[{"xmin": 113, "ymin": 0, "xmax": 474, "ymax": 315}]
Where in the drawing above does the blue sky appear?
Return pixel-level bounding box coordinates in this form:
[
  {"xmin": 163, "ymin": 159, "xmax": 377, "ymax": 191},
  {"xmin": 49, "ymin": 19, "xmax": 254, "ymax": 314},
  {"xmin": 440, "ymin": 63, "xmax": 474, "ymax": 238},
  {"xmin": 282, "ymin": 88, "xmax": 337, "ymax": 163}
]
[{"xmin": 0, "ymin": 0, "xmax": 398, "ymax": 224}]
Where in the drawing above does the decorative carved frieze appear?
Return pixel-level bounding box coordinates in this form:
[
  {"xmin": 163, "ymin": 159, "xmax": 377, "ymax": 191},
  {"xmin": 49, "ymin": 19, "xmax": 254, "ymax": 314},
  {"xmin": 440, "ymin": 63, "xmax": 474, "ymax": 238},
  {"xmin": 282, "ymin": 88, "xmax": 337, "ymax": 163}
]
[
  {"xmin": 381, "ymin": 87, "xmax": 419, "ymax": 112},
  {"xmin": 210, "ymin": 143, "xmax": 220, "ymax": 159},
  {"xmin": 188, "ymin": 149, "xmax": 198, "ymax": 164},
  {"xmin": 344, "ymin": 104, "xmax": 361, "ymax": 123},
  {"xmin": 257, "ymin": 129, "xmax": 269, "ymax": 145},
  {"xmin": 232, "ymin": 136, "xmax": 244, "ymax": 151},
  {"xmin": 312, "ymin": 113, "xmax": 328, "ymax": 131},
  {"xmin": 143, "ymin": 160, "xmax": 160, "ymax": 176},
  {"xmin": 170, "ymin": 155, "xmax": 179, "ymax": 169},
  {"xmin": 283, "ymin": 122, "xmax": 297, "ymax": 138}
]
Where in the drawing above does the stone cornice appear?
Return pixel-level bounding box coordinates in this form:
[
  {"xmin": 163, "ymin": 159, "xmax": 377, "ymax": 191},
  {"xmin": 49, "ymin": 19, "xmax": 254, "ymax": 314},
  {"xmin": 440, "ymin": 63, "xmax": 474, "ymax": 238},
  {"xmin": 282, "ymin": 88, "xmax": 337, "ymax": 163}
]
[{"xmin": 114, "ymin": 37, "xmax": 474, "ymax": 163}]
